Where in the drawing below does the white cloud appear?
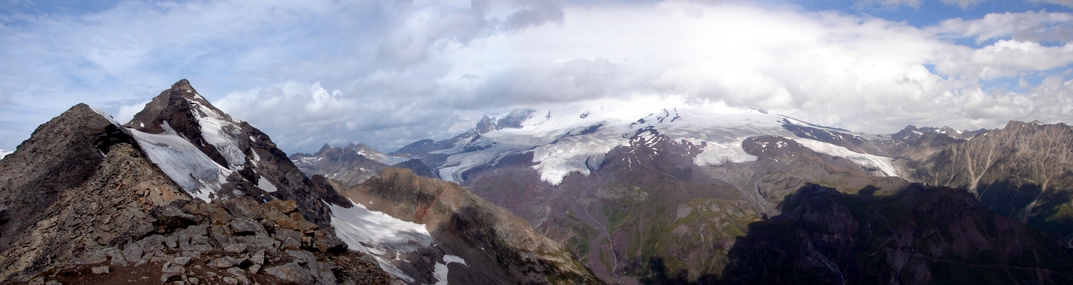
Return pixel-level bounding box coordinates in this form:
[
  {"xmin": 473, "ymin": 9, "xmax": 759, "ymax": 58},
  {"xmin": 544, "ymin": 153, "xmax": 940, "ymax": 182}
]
[
  {"xmin": 931, "ymin": 10, "xmax": 1073, "ymax": 44},
  {"xmin": 1, "ymin": 1, "xmax": 1072, "ymax": 153}
]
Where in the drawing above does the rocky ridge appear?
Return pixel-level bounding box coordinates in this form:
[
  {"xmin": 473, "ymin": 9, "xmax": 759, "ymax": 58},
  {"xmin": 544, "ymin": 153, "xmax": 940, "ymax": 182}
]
[
  {"xmin": 903, "ymin": 120, "xmax": 1073, "ymax": 246},
  {"xmin": 0, "ymin": 103, "xmax": 391, "ymax": 284}
]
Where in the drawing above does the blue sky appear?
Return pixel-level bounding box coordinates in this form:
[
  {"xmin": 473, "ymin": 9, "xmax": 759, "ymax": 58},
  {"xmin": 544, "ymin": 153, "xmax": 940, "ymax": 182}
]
[{"xmin": 1, "ymin": 0, "xmax": 1072, "ymax": 154}]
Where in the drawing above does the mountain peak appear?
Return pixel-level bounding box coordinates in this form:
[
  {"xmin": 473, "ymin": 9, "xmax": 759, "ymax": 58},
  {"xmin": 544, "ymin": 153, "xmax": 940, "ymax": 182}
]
[{"xmin": 171, "ymin": 78, "xmax": 197, "ymax": 96}]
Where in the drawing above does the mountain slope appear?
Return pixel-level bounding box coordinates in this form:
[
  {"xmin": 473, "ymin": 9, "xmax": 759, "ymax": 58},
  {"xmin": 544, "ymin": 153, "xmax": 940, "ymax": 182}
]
[
  {"xmin": 293, "ymin": 101, "xmax": 928, "ymax": 283},
  {"xmin": 331, "ymin": 167, "xmax": 602, "ymax": 284},
  {"xmin": 290, "ymin": 143, "xmax": 436, "ymax": 186},
  {"xmin": 0, "ymin": 102, "xmax": 390, "ymax": 284},
  {"xmin": 718, "ymin": 183, "xmax": 1073, "ymax": 285},
  {"xmin": 125, "ymin": 79, "xmax": 337, "ymax": 227},
  {"xmin": 904, "ymin": 121, "xmax": 1073, "ymax": 246}
]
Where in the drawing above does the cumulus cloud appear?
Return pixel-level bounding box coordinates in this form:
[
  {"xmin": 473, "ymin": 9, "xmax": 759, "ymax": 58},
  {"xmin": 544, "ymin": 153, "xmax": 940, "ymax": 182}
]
[{"xmin": 1, "ymin": 0, "xmax": 1073, "ymax": 154}]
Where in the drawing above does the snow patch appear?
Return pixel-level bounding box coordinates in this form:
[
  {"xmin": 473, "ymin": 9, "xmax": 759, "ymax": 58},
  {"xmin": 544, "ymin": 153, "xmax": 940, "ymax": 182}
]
[
  {"xmin": 0, "ymin": 149, "xmax": 11, "ymax": 159},
  {"xmin": 329, "ymin": 200, "xmax": 434, "ymax": 283},
  {"xmin": 788, "ymin": 137, "xmax": 899, "ymax": 177},
  {"xmin": 256, "ymin": 176, "xmax": 278, "ymax": 192},
  {"xmin": 433, "ymin": 255, "xmax": 468, "ymax": 285},
  {"xmin": 130, "ymin": 121, "xmax": 232, "ymax": 201},
  {"xmin": 692, "ymin": 138, "xmax": 757, "ymax": 166}
]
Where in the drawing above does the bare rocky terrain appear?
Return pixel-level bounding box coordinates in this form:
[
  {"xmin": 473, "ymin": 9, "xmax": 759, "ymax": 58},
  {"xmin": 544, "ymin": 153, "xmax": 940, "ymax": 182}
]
[{"xmin": 0, "ymin": 103, "xmax": 389, "ymax": 284}]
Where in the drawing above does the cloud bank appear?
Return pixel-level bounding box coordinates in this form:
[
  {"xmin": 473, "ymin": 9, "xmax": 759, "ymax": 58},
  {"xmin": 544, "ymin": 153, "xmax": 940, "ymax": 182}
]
[{"xmin": 1, "ymin": 1, "xmax": 1072, "ymax": 153}]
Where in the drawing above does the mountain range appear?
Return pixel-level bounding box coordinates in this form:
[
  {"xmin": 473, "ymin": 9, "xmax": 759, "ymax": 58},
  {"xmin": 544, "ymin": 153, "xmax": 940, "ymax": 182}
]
[
  {"xmin": 3, "ymin": 79, "xmax": 1073, "ymax": 284},
  {"xmin": 295, "ymin": 100, "xmax": 1073, "ymax": 284},
  {"xmin": 0, "ymin": 80, "xmax": 599, "ymax": 284}
]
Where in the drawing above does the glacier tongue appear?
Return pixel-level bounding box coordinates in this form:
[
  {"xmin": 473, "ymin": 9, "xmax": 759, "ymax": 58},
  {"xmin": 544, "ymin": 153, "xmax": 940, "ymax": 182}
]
[
  {"xmin": 130, "ymin": 121, "xmax": 233, "ymax": 201},
  {"xmin": 789, "ymin": 137, "xmax": 899, "ymax": 177}
]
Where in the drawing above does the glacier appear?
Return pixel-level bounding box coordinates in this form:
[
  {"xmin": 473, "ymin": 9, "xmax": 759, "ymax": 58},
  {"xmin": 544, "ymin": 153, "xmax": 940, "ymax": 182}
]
[{"xmin": 425, "ymin": 98, "xmax": 900, "ymax": 186}]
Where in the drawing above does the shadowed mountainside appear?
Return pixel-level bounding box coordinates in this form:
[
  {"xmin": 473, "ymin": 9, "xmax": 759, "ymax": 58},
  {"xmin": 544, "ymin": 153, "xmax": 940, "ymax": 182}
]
[
  {"xmin": 642, "ymin": 183, "xmax": 1073, "ymax": 285},
  {"xmin": 904, "ymin": 121, "xmax": 1073, "ymax": 246}
]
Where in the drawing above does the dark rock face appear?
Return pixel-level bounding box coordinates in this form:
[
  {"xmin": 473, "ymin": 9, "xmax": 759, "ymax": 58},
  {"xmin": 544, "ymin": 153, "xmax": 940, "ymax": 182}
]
[
  {"xmin": 334, "ymin": 168, "xmax": 603, "ymax": 285},
  {"xmin": 717, "ymin": 184, "xmax": 1073, "ymax": 285}
]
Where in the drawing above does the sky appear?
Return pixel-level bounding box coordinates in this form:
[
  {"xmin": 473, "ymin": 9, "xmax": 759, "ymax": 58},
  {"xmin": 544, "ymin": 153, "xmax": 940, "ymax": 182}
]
[{"xmin": 1, "ymin": 0, "xmax": 1072, "ymax": 154}]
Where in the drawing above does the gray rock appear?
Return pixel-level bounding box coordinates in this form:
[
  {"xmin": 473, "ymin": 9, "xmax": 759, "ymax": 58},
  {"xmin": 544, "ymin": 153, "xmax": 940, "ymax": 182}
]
[
  {"xmin": 210, "ymin": 225, "xmax": 232, "ymax": 246},
  {"xmin": 29, "ymin": 277, "xmax": 44, "ymax": 285},
  {"xmin": 91, "ymin": 266, "xmax": 109, "ymax": 274},
  {"xmin": 227, "ymin": 267, "xmax": 247, "ymax": 277},
  {"xmin": 250, "ymin": 250, "xmax": 265, "ymax": 265},
  {"xmin": 233, "ymin": 234, "xmax": 280, "ymax": 253},
  {"xmin": 164, "ymin": 235, "xmax": 178, "ymax": 249},
  {"xmin": 162, "ymin": 262, "xmax": 186, "ymax": 273},
  {"xmin": 173, "ymin": 256, "xmax": 193, "ymax": 266},
  {"xmin": 228, "ymin": 219, "xmax": 264, "ymax": 236},
  {"xmin": 224, "ymin": 243, "xmax": 247, "ymax": 253},
  {"xmin": 208, "ymin": 256, "xmax": 242, "ymax": 268},
  {"xmin": 275, "ymin": 229, "xmax": 302, "ymax": 250},
  {"xmin": 122, "ymin": 243, "xmax": 143, "ymax": 263},
  {"xmin": 181, "ymin": 250, "xmax": 202, "ymax": 258},
  {"xmin": 106, "ymin": 247, "xmax": 128, "ymax": 266},
  {"xmin": 45, "ymin": 281, "xmax": 62, "ymax": 285},
  {"xmin": 222, "ymin": 276, "xmax": 239, "ymax": 285},
  {"xmin": 286, "ymin": 250, "xmax": 316, "ymax": 265},
  {"xmin": 78, "ymin": 248, "xmax": 109, "ymax": 265},
  {"xmin": 265, "ymin": 262, "xmax": 315, "ymax": 285},
  {"xmin": 188, "ymin": 277, "xmax": 200, "ymax": 285}
]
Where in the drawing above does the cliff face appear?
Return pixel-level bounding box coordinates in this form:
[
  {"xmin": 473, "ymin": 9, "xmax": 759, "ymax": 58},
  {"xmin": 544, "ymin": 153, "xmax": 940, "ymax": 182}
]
[
  {"xmin": 334, "ymin": 167, "xmax": 603, "ymax": 285},
  {"xmin": 904, "ymin": 121, "xmax": 1073, "ymax": 244}
]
